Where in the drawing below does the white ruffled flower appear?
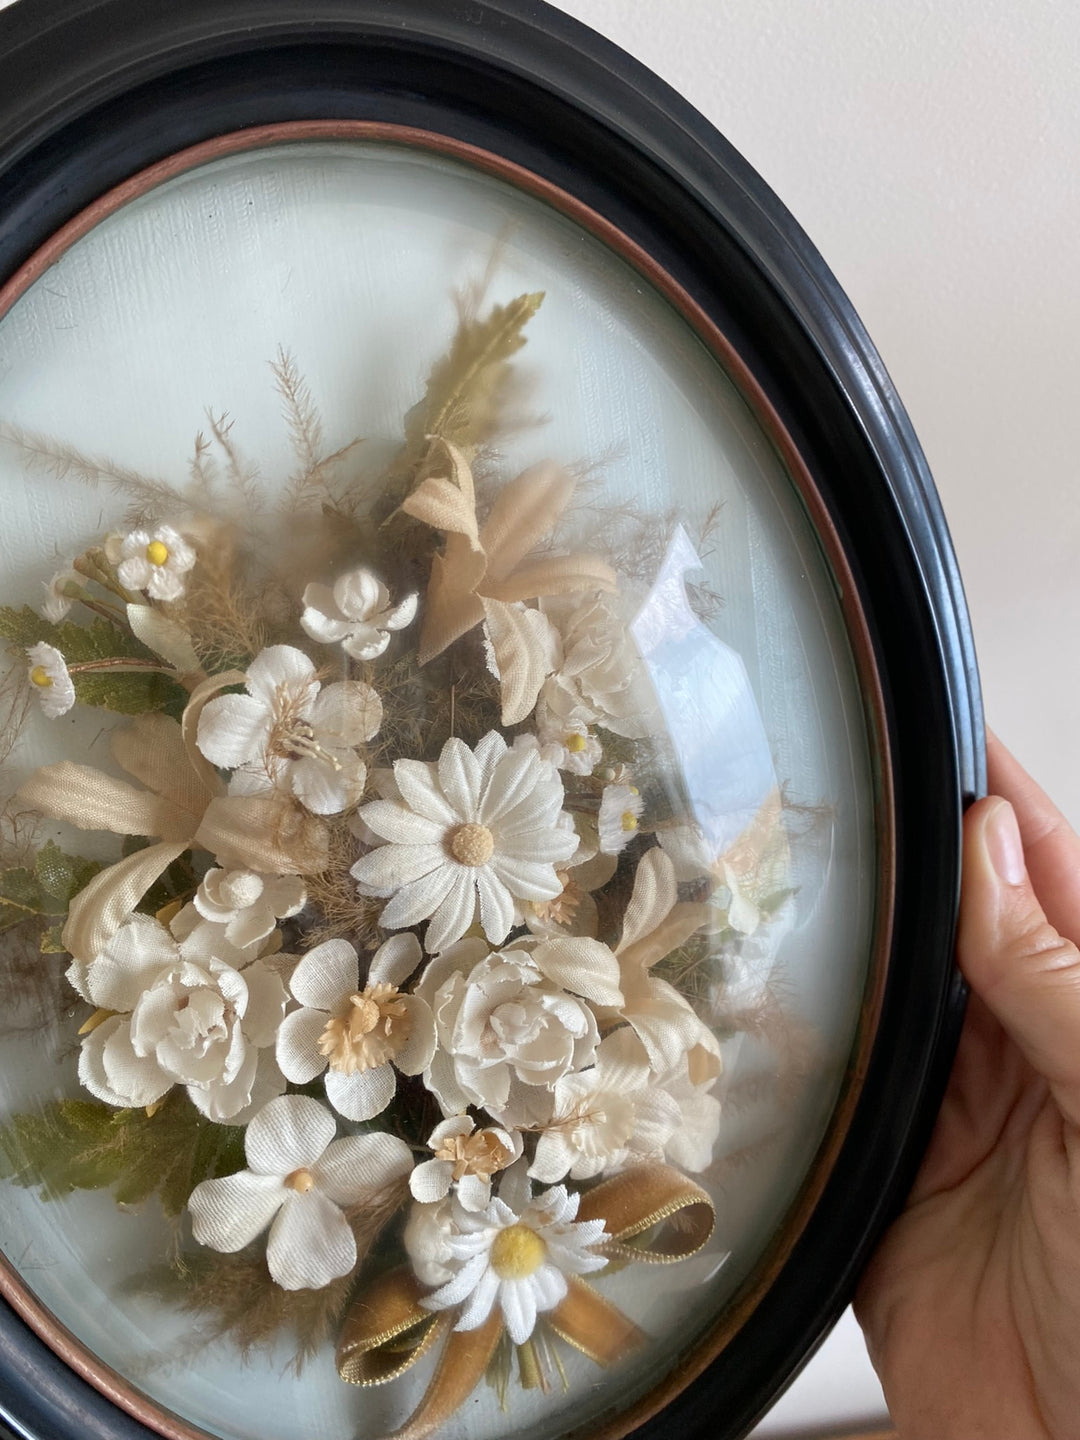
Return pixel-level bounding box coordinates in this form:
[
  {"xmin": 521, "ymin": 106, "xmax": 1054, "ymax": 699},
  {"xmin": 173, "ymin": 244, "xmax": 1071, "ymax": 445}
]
[
  {"xmin": 197, "ymin": 644, "xmax": 381, "ymax": 815},
  {"xmin": 405, "ymin": 1164, "xmax": 608, "ymax": 1345},
  {"xmin": 597, "ymin": 783, "xmax": 644, "ymax": 854},
  {"xmin": 350, "ymin": 731, "xmax": 578, "ymax": 954},
  {"xmin": 188, "ymin": 1094, "xmax": 412, "ymax": 1290},
  {"xmin": 186, "ymin": 868, "xmax": 306, "ymax": 951},
  {"xmin": 276, "ymin": 935, "xmax": 435, "ymax": 1122},
  {"xmin": 300, "ymin": 567, "xmax": 417, "ymax": 661},
  {"xmin": 114, "ymin": 524, "xmax": 196, "ymax": 601},
  {"xmin": 415, "ymin": 935, "xmax": 622, "ymax": 1128},
  {"xmin": 40, "ymin": 566, "xmax": 81, "ymax": 622},
  {"xmin": 26, "ymin": 643, "xmax": 75, "ymax": 718},
  {"xmin": 538, "ymin": 592, "xmax": 660, "ymax": 740},
  {"xmin": 528, "ymin": 1028, "xmax": 681, "ymax": 1183},
  {"xmin": 410, "ymin": 1116, "xmax": 522, "ymax": 1211},
  {"xmin": 70, "ymin": 913, "xmax": 287, "ymax": 1122},
  {"xmin": 652, "ymin": 1047, "xmax": 723, "ymax": 1173}
]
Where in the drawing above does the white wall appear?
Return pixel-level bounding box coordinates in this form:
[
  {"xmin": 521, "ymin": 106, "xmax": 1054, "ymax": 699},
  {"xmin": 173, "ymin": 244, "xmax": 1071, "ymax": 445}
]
[{"xmin": 549, "ymin": 1, "xmax": 1080, "ymax": 1432}]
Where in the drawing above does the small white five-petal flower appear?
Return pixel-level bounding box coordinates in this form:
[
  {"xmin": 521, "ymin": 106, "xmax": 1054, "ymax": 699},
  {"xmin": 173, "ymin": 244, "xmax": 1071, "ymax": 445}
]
[
  {"xmin": 196, "ymin": 644, "xmax": 382, "ymax": 815},
  {"xmin": 300, "ymin": 567, "xmax": 417, "ymax": 661},
  {"xmin": 404, "ymin": 1163, "xmax": 608, "ymax": 1345},
  {"xmin": 188, "ymin": 1094, "xmax": 413, "ymax": 1290},
  {"xmin": 275, "ymin": 935, "xmax": 435, "ymax": 1121},
  {"xmin": 597, "ymin": 783, "xmax": 644, "ymax": 855},
  {"xmin": 409, "ymin": 1116, "xmax": 522, "ymax": 1212},
  {"xmin": 26, "ymin": 643, "xmax": 76, "ymax": 718},
  {"xmin": 350, "ymin": 730, "xmax": 578, "ymax": 954},
  {"xmin": 112, "ymin": 524, "xmax": 196, "ymax": 601}
]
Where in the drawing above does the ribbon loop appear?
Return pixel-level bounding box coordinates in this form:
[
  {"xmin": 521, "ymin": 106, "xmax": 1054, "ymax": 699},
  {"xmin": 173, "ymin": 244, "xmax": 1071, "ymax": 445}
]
[
  {"xmin": 576, "ymin": 1162, "xmax": 715, "ymax": 1263},
  {"xmin": 337, "ymin": 1269, "xmax": 445, "ymax": 1387}
]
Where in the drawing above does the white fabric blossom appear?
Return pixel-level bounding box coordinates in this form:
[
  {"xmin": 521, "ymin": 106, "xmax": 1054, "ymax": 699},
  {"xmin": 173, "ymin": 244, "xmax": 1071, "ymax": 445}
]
[
  {"xmin": 197, "ymin": 644, "xmax": 381, "ymax": 815},
  {"xmin": 597, "ymin": 783, "xmax": 644, "ymax": 855},
  {"xmin": 40, "ymin": 566, "xmax": 81, "ymax": 622},
  {"xmin": 512, "ymin": 716, "xmax": 601, "ymax": 777},
  {"xmin": 186, "ymin": 867, "xmax": 306, "ymax": 950},
  {"xmin": 114, "ymin": 524, "xmax": 196, "ymax": 601},
  {"xmin": 404, "ymin": 1163, "xmax": 608, "ymax": 1345},
  {"xmin": 415, "ymin": 936, "xmax": 622, "ymax": 1128},
  {"xmin": 188, "ymin": 1094, "xmax": 412, "ymax": 1290},
  {"xmin": 26, "ymin": 643, "xmax": 75, "ymax": 718},
  {"xmin": 276, "ymin": 935, "xmax": 435, "ymax": 1122},
  {"xmin": 538, "ymin": 592, "xmax": 660, "ymax": 740},
  {"xmin": 300, "ymin": 567, "xmax": 417, "ymax": 660},
  {"xmin": 410, "ymin": 1116, "xmax": 522, "ymax": 1211},
  {"xmin": 70, "ymin": 913, "xmax": 287, "ymax": 1122},
  {"xmin": 529, "ymin": 1028, "xmax": 681, "ymax": 1183},
  {"xmin": 350, "ymin": 730, "xmax": 577, "ymax": 954}
]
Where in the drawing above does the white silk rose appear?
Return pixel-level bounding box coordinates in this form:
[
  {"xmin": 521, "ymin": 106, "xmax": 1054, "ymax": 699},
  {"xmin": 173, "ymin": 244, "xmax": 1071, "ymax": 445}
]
[
  {"xmin": 70, "ymin": 914, "xmax": 287, "ymax": 1122},
  {"xmin": 415, "ymin": 936, "xmax": 622, "ymax": 1128}
]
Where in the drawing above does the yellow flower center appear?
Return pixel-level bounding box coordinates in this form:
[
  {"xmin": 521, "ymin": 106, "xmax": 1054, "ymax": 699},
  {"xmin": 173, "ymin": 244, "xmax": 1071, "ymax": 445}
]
[
  {"xmin": 318, "ymin": 983, "xmax": 411, "ymax": 1074},
  {"xmin": 490, "ymin": 1224, "xmax": 546, "ymax": 1280},
  {"xmin": 447, "ymin": 822, "xmax": 495, "ymax": 867},
  {"xmin": 29, "ymin": 666, "xmax": 52, "ymax": 688},
  {"xmin": 565, "ymin": 732, "xmax": 588, "ymax": 754},
  {"xmin": 620, "ymin": 811, "xmax": 639, "ymax": 832},
  {"xmin": 285, "ymin": 1168, "xmax": 315, "ymax": 1193},
  {"xmin": 145, "ymin": 539, "xmax": 170, "ymax": 566}
]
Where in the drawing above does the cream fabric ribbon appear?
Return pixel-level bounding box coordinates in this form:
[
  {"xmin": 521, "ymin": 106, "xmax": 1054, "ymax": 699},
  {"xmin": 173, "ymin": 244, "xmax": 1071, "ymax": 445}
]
[
  {"xmin": 15, "ymin": 673, "xmax": 328, "ymax": 962},
  {"xmin": 401, "ymin": 439, "xmax": 617, "ymax": 668}
]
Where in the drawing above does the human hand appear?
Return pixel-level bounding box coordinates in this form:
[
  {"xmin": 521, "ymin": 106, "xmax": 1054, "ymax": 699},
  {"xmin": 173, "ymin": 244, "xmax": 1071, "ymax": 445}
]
[{"xmin": 854, "ymin": 735, "xmax": 1080, "ymax": 1440}]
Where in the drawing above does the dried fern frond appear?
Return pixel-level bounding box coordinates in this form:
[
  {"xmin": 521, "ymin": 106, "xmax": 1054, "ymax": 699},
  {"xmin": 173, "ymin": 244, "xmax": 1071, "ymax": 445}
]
[
  {"xmin": 0, "ymin": 421, "xmax": 185, "ymax": 520},
  {"xmin": 380, "ymin": 291, "xmax": 544, "ymax": 510}
]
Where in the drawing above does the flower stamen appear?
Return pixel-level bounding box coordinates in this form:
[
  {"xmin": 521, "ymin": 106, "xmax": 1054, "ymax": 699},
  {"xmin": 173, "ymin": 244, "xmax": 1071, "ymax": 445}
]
[
  {"xmin": 284, "ymin": 1167, "xmax": 316, "ymax": 1193},
  {"xmin": 145, "ymin": 539, "xmax": 170, "ymax": 567},
  {"xmin": 29, "ymin": 666, "xmax": 52, "ymax": 688},
  {"xmin": 318, "ymin": 983, "xmax": 411, "ymax": 1074}
]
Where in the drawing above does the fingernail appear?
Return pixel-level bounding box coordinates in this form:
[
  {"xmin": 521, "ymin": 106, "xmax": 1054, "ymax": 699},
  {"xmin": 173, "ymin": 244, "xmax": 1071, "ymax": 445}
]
[{"xmin": 985, "ymin": 800, "xmax": 1026, "ymax": 886}]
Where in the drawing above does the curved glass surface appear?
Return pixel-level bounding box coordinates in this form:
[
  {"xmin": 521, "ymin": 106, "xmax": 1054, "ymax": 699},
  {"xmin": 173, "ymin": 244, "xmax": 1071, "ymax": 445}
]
[{"xmin": 0, "ymin": 140, "xmax": 877, "ymax": 1440}]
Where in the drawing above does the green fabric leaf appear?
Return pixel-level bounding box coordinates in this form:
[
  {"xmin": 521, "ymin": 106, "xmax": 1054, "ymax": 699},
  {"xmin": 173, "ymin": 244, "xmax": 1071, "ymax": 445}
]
[
  {"xmin": 70, "ymin": 669, "xmax": 188, "ymax": 717},
  {"xmin": 39, "ymin": 923, "xmax": 67, "ymax": 954},
  {"xmin": 0, "ymin": 845, "xmax": 101, "ymax": 942},
  {"xmin": 0, "ymin": 1094, "xmax": 246, "ymax": 1217}
]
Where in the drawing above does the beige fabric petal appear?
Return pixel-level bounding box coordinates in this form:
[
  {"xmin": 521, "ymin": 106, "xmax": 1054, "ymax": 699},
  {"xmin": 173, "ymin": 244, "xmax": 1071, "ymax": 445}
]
[
  {"xmin": 62, "ymin": 839, "xmax": 190, "ymax": 963},
  {"xmin": 182, "ymin": 670, "xmax": 245, "ymax": 796},
  {"xmin": 111, "ymin": 713, "xmax": 214, "ymax": 823},
  {"xmin": 125, "ymin": 603, "xmax": 202, "ymax": 675},
  {"xmin": 618, "ymin": 849, "xmax": 678, "ymax": 955},
  {"xmin": 196, "ymin": 795, "xmax": 329, "ymax": 876},
  {"xmin": 16, "ymin": 763, "xmax": 190, "ymax": 842},
  {"xmin": 479, "ymin": 462, "xmax": 575, "ymax": 581},
  {"xmin": 618, "ymin": 901, "xmax": 711, "ymax": 977},
  {"xmin": 481, "ymin": 598, "xmax": 561, "ymax": 725},
  {"xmin": 482, "ymin": 553, "xmax": 617, "ymax": 605}
]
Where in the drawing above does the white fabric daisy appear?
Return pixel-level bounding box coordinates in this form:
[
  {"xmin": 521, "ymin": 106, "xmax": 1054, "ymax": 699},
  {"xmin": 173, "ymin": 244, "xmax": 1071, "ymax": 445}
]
[
  {"xmin": 513, "ymin": 718, "xmax": 601, "ymax": 777},
  {"xmin": 409, "ymin": 1116, "xmax": 522, "ymax": 1212},
  {"xmin": 300, "ymin": 567, "xmax": 417, "ymax": 660},
  {"xmin": 196, "ymin": 644, "xmax": 381, "ymax": 815},
  {"xmin": 70, "ymin": 913, "xmax": 287, "ymax": 1122},
  {"xmin": 350, "ymin": 730, "xmax": 578, "ymax": 954},
  {"xmin": 597, "ymin": 783, "xmax": 644, "ymax": 855},
  {"xmin": 275, "ymin": 935, "xmax": 435, "ymax": 1122},
  {"xmin": 113, "ymin": 523, "xmax": 196, "ymax": 601},
  {"xmin": 186, "ymin": 867, "xmax": 306, "ymax": 951},
  {"xmin": 26, "ymin": 643, "xmax": 75, "ymax": 718},
  {"xmin": 404, "ymin": 1163, "xmax": 608, "ymax": 1345},
  {"xmin": 188, "ymin": 1094, "xmax": 412, "ymax": 1290}
]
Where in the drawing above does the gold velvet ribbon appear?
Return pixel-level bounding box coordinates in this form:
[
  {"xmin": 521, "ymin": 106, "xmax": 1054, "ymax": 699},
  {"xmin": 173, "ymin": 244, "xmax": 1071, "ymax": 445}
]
[{"xmin": 336, "ymin": 1163, "xmax": 714, "ymax": 1440}]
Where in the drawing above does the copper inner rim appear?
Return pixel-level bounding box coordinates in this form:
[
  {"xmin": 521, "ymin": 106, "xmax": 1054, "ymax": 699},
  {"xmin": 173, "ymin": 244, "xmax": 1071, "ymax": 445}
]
[{"xmin": 0, "ymin": 119, "xmax": 895, "ymax": 1440}]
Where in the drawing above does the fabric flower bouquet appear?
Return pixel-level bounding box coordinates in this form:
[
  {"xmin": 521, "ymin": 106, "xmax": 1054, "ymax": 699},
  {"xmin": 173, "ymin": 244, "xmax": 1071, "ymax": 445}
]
[{"xmin": 0, "ymin": 289, "xmax": 796, "ymax": 1437}]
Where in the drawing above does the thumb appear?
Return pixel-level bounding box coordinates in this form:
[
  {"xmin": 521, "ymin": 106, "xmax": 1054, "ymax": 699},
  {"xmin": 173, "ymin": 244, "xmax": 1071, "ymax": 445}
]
[{"xmin": 959, "ymin": 796, "xmax": 1080, "ymax": 1129}]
